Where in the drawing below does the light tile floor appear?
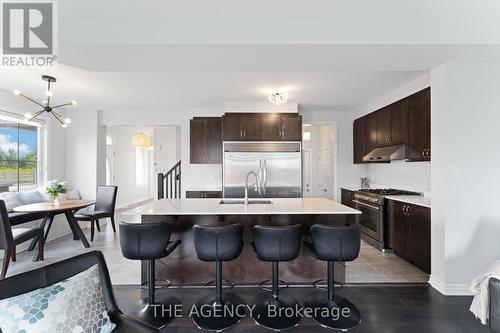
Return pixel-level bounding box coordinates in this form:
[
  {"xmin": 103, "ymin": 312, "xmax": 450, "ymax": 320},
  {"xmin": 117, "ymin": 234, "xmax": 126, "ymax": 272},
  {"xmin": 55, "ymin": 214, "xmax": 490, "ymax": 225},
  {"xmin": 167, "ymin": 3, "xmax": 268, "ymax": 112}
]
[
  {"xmin": 346, "ymin": 240, "xmax": 429, "ymax": 283},
  {"xmin": 2, "ymin": 209, "xmax": 428, "ymax": 284}
]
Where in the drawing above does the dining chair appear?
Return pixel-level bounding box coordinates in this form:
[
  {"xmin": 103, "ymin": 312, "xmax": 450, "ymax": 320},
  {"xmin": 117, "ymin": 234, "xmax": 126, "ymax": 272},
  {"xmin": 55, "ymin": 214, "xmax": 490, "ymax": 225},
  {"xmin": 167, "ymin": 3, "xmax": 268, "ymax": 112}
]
[
  {"xmin": 0, "ymin": 200, "xmax": 44, "ymax": 279},
  {"xmin": 74, "ymin": 185, "xmax": 118, "ymax": 241}
]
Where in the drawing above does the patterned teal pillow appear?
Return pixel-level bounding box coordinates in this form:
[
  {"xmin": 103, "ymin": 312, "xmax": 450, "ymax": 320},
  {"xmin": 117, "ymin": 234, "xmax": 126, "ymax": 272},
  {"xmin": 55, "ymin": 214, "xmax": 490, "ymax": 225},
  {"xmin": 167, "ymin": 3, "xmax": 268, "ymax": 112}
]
[{"xmin": 0, "ymin": 265, "xmax": 116, "ymax": 333}]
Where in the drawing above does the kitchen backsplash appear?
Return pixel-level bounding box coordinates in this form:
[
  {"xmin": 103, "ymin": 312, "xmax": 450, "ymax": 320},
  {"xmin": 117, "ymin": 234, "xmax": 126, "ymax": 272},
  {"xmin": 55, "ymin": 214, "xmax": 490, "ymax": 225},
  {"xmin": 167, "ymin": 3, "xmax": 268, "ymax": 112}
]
[{"xmin": 365, "ymin": 160, "xmax": 431, "ymax": 193}]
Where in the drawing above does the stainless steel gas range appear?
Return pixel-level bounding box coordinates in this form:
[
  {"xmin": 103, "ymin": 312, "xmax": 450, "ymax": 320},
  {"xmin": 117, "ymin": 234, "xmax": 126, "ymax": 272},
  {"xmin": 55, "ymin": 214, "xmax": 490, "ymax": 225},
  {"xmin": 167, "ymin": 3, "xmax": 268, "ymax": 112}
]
[{"xmin": 352, "ymin": 188, "xmax": 422, "ymax": 251}]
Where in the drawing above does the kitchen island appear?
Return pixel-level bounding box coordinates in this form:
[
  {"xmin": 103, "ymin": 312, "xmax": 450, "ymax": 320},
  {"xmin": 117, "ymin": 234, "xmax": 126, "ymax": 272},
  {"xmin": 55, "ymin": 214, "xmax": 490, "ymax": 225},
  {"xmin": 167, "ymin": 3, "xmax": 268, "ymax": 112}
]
[{"xmin": 125, "ymin": 198, "xmax": 361, "ymax": 286}]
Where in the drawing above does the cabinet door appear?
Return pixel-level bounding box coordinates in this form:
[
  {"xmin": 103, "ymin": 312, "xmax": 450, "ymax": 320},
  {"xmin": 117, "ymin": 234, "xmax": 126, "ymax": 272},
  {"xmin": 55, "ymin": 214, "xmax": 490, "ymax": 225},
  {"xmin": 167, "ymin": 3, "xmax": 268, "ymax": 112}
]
[
  {"xmin": 262, "ymin": 113, "xmax": 282, "ymax": 140},
  {"xmin": 408, "ymin": 205, "xmax": 431, "ymax": 273},
  {"xmin": 387, "ymin": 200, "xmax": 408, "ymax": 257},
  {"xmin": 240, "ymin": 113, "xmax": 263, "ymax": 140},
  {"xmin": 353, "ymin": 118, "xmax": 366, "ymax": 164},
  {"xmin": 222, "ymin": 113, "xmax": 242, "ymax": 141},
  {"xmin": 190, "ymin": 119, "xmax": 208, "ymax": 163},
  {"xmin": 341, "ymin": 189, "xmax": 355, "ymax": 225},
  {"xmin": 281, "ymin": 114, "xmax": 302, "ymax": 141},
  {"xmin": 206, "ymin": 117, "xmax": 222, "ymax": 163},
  {"xmin": 204, "ymin": 191, "xmax": 222, "ymax": 198},
  {"xmin": 376, "ymin": 106, "xmax": 391, "ymax": 146},
  {"xmin": 407, "ymin": 88, "xmax": 431, "ymax": 161},
  {"xmin": 390, "ymin": 99, "xmax": 408, "ymax": 145},
  {"xmin": 186, "ymin": 191, "xmax": 222, "ymax": 198},
  {"xmin": 364, "ymin": 113, "xmax": 377, "ymax": 152}
]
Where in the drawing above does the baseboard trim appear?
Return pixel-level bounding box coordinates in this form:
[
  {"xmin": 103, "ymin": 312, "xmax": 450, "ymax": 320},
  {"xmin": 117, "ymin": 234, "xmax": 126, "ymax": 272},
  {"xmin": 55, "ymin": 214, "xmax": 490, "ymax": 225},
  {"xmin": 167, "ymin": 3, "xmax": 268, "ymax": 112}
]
[{"xmin": 429, "ymin": 275, "xmax": 473, "ymax": 295}]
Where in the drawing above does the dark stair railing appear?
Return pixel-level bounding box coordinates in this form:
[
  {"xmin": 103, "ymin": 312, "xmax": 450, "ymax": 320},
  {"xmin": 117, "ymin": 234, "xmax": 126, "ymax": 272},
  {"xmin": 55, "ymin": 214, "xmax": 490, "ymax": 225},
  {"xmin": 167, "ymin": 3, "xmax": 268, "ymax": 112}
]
[{"xmin": 157, "ymin": 160, "xmax": 181, "ymax": 199}]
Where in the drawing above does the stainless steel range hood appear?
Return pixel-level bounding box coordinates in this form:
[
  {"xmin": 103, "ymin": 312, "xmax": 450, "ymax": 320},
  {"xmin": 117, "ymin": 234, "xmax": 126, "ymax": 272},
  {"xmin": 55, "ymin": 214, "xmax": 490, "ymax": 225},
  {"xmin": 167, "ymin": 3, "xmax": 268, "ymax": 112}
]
[{"xmin": 362, "ymin": 144, "xmax": 406, "ymax": 162}]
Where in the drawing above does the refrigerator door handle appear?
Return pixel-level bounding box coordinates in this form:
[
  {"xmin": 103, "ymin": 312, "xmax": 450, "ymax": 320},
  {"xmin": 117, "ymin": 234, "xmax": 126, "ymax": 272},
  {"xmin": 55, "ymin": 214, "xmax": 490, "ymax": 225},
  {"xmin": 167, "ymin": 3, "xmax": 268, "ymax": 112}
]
[
  {"xmin": 258, "ymin": 159, "xmax": 263, "ymax": 195},
  {"xmin": 263, "ymin": 159, "xmax": 267, "ymax": 195}
]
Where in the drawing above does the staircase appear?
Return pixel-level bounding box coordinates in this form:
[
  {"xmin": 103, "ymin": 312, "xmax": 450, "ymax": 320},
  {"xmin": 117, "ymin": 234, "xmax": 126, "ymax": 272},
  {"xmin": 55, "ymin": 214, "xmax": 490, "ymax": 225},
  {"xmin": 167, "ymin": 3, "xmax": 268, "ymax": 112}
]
[{"xmin": 157, "ymin": 160, "xmax": 181, "ymax": 199}]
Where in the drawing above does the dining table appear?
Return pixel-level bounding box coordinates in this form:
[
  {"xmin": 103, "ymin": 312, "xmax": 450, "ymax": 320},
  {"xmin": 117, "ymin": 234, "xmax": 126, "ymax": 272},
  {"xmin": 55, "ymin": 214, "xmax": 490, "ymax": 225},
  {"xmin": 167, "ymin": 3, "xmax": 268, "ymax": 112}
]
[{"xmin": 13, "ymin": 199, "xmax": 95, "ymax": 250}]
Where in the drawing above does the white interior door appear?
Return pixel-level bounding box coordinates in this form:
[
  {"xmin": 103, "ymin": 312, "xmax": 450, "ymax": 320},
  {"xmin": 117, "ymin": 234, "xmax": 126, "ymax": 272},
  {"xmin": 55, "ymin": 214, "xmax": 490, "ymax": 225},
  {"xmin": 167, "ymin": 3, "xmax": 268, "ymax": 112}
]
[
  {"xmin": 318, "ymin": 148, "xmax": 334, "ymax": 199},
  {"xmin": 302, "ymin": 150, "xmax": 312, "ymax": 197}
]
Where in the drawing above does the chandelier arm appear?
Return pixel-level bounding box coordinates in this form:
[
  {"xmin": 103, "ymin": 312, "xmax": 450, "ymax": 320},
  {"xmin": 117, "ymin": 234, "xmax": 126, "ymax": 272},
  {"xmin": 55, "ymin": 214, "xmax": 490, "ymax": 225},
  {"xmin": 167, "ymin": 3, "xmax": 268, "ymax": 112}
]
[
  {"xmin": 52, "ymin": 112, "xmax": 65, "ymax": 126},
  {"xmin": 52, "ymin": 102, "xmax": 73, "ymax": 109},
  {"xmin": 18, "ymin": 93, "xmax": 44, "ymax": 108},
  {"xmin": 28, "ymin": 110, "xmax": 46, "ymax": 121}
]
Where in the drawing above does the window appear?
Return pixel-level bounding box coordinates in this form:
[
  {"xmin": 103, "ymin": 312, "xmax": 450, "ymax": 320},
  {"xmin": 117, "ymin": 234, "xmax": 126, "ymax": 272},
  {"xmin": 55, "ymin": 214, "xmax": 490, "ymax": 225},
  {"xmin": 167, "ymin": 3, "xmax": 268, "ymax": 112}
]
[{"xmin": 0, "ymin": 120, "xmax": 39, "ymax": 192}]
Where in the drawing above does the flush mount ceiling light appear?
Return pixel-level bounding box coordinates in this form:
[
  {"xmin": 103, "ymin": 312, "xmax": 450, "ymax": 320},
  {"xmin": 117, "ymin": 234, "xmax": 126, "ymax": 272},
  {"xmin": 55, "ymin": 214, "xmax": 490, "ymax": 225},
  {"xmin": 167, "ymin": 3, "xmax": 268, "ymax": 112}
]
[
  {"xmin": 132, "ymin": 132, "xmax": 152, "ymax": 148},
  {"xmin": 14, "ymin": 75, "xmax": 75, "ymax": 128},
  {"xmin": 268, "ymin": 89, "xmax": 289, "ymax": 105}
]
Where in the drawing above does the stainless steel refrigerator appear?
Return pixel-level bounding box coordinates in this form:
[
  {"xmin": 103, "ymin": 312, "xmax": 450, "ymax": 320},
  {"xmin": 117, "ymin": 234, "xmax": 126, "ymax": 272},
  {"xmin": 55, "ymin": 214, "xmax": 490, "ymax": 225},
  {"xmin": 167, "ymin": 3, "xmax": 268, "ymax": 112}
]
[{"xmin": 223, "ymin": 142, "xmax": 302, "ymax": 198}]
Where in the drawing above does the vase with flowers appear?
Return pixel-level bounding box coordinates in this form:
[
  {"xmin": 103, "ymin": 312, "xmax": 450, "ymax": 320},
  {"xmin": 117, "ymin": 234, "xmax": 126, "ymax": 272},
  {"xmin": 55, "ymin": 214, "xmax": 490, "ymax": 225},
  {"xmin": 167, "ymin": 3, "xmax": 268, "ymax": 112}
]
[{"xmin": 46, "ymin": 180, "xmax": 68, "ymax": 206}]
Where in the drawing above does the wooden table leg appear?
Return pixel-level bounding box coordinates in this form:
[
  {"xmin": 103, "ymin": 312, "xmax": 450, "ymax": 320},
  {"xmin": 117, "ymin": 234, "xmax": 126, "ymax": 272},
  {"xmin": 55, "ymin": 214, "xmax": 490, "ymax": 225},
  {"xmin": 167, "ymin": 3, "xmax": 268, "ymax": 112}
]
[
  {"xmin": 64, "ymin": 211, "xmax": 90, "ymax": 248},
  {"xmin": 28, "ymin": 216, "xmax": 48, "ymax": 251},
  {"xmin": 67, "ymin": 210, "xmax": 80, "ymax": 240},
  {"xmin": 28, "ymin": 214, "xmax": 55, "ymax": 251}
]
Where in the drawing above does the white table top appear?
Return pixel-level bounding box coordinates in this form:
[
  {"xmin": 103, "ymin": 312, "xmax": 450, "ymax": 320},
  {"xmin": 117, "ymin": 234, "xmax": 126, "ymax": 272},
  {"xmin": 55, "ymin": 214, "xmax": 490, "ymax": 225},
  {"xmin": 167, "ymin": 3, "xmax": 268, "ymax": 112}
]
[{"xmin": 123, "ymin": 197, "xmax": 361, "ymax": 216}]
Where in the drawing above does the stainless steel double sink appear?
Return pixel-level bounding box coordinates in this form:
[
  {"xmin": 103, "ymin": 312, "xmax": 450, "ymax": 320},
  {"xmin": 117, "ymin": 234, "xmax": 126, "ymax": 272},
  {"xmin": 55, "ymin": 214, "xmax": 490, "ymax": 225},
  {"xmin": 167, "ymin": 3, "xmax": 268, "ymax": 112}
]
[{"xmin": 219, "ymin": 200, "xmax": 273, "ymax": 205}]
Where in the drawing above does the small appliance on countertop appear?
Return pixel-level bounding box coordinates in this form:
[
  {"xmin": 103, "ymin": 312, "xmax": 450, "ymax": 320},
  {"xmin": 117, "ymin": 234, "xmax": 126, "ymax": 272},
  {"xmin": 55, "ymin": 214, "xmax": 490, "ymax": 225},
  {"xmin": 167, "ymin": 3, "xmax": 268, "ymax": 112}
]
[{"xmin": 352, "ymin": 188, "xmax": 423, "ymax": 251}]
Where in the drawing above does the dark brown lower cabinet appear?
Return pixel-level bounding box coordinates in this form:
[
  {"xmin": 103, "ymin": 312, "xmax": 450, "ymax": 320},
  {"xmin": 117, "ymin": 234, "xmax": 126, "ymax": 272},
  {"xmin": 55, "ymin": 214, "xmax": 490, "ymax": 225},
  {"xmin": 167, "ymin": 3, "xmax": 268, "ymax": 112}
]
[
  {"xmin": 341, "ymin": 189, "xmax": 356, "ymax": 225},
  {"xmin": 387, "ymin": 199, "xmax": 431, "ymax": 274},
  {"xmin": 186, "ymin": 191, "xmax": 222, "ymax": 199}
]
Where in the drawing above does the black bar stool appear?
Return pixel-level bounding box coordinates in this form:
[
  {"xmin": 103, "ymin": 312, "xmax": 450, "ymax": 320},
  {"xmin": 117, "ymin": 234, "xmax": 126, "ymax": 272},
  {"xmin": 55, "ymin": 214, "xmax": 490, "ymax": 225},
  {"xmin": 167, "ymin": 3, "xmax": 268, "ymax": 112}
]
[
  {"xmin": 192, "ymin": 224, "xmax": 246, "ymax": 332},
  {"xmin": 119, "ymin": 222, "xmax": 182, "ymax": 329},
  {"xmin": 251, "ymin": 224, "xmax": 302, "ymax": 331},
  {"xmin": 304, "ymin": 224, "xmax": 361, "ymax": 331}
]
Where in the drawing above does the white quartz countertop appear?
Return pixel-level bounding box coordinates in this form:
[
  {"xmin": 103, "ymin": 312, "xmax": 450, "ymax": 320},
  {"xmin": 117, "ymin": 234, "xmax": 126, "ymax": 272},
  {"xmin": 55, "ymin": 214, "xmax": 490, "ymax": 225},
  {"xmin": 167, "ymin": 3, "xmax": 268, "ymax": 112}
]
[
  {"xmin": 385, "ymin": 195, "xmax": 431, "ymax": 208},
  {"xmin": 123, "ymin": 198, "xmax": 361, "ymax": 216}
]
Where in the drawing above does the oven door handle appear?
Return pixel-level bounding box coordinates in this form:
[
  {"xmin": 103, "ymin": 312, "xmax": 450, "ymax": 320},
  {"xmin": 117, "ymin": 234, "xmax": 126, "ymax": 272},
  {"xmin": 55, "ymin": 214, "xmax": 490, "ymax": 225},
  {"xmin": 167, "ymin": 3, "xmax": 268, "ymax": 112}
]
[{"xmin": 352, "ymin": 200, "xmax": 380, "ymax": 210}]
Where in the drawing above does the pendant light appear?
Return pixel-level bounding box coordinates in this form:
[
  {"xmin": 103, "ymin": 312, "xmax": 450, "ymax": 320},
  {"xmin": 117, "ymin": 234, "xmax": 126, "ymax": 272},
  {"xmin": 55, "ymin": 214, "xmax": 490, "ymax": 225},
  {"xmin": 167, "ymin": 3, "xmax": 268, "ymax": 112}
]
[{"xmin": 132, "ymin": 132, "xmax": 151, "ymax": 148}]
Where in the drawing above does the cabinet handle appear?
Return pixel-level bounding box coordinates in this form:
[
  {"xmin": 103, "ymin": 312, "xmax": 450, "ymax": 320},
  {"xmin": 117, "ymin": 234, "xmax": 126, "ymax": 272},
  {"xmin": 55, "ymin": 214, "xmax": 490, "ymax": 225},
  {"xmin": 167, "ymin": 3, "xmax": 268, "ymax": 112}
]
[{"xmin": 422, "ymin": 149, "xmax": 426, "ymax": 157}]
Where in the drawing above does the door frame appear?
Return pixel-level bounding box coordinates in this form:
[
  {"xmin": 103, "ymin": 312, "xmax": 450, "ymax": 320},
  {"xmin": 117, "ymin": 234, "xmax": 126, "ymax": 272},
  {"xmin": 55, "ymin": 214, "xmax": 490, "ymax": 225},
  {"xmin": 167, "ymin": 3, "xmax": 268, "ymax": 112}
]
[{"xmin": 302, "ymin": 121, "xmax": 338, "ymax": 201}]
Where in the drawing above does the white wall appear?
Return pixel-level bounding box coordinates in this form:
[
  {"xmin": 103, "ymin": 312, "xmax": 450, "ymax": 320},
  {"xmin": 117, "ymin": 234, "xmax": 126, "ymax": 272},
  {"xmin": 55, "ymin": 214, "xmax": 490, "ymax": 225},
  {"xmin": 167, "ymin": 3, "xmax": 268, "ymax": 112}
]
[
  {"xmin": 64, "ymin": 108, "xmax": 99, "ymax": 200},
  {"xmin": 107, "ymin": 127, "xmax": 153, "ymax": 207},
  {"xmin": 429, "ymin": 62, "xmax": 500, "ymax": 295},
  {"xmin": 355, "ymin": 74, "xmax": 431, "ymax": 192},
  {"xmin": 365, "ymin": 162, "xmax": 431, "ymax": 193}
]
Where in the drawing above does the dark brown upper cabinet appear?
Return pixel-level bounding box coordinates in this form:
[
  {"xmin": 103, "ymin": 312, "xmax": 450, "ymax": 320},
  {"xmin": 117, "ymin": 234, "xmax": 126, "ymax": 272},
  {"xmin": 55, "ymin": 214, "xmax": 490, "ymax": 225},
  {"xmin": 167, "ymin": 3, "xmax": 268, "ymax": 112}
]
[
  {"xmin": 364, "ymin": 113, "xmax": 378, "ymax": 152},
  {"xmin": 352, "ymin": 87, "xmax": 430, "ymax": 163},
  {"xmin": 353, "ymin": 118, "xmax": 366, "ymax": 164},
  {"xmin": 376, "ymin": 106, "xmax": 391, "ymax": 146},
  {"xmin": 390, "ymin": 99, "xmax": 408, "ymax": 145},
  {"xmin": 190, "ymin": 117, "xmax": 222, "ymax": 164},
  {"xmin": 223, "ymin": 113, "xmax": 302, "ymax": 141},
  {"xmin": 240, "ymin": 113, "xmax": 263, "ymax": 140},
  {"xmin": 222, "ymin": 113, "xmax": 243, "ymax": 141},
  {"xmin": 407, "ymin": 88, "xmax": 431, "ymax": 161},
  {"xmin": 280, "ymin": 114, "xmax": 302, "ymax": 141}
]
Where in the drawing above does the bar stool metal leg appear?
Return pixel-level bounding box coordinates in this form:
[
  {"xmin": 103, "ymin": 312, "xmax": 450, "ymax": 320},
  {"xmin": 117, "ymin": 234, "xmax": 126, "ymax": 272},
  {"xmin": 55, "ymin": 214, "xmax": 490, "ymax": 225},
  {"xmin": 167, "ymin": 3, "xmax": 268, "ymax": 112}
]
[
  {"xmin": 251, "ymin": 261, "xmax": 301, "ymax": 331},
  {"xmin": 129, "ymin": 259, "xmax": 181, "ymax": 329},
  {"xmin": 304, "ymin": 261, "xmax": 361, "ymax": 331},
  {"xmin": 192, "ymin": 261, "xmax": 246, "ymax": 332}
]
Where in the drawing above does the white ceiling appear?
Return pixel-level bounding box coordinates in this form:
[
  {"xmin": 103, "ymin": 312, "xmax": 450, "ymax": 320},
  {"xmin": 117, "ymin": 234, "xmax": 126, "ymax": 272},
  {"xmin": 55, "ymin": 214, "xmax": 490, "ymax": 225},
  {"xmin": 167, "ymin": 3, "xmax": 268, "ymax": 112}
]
[{"xmin": 1, "ymin": 1, "xmax": 500, "ymax": 113}]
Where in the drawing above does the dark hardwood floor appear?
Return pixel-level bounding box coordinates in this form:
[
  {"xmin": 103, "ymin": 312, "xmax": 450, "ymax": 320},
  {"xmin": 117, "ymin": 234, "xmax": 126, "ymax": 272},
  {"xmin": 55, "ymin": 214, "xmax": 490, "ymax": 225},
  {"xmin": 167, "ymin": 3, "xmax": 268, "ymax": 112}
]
[{"xmin": 114, "ymin": 284, "xmax": 488, "ymax": 333}]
